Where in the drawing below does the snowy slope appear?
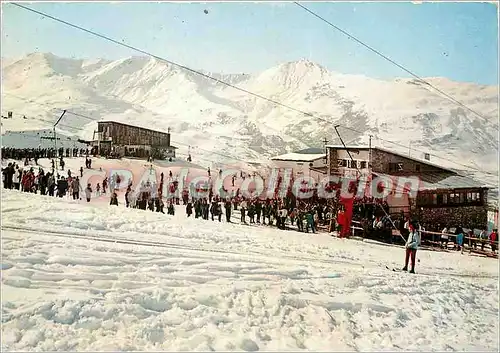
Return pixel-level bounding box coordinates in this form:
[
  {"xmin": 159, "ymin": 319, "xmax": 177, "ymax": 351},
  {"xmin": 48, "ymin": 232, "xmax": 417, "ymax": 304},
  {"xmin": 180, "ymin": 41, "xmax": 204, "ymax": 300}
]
[
  {"xmin": 1, "ymin": 53, "xmax": 498, "ymax": 182},
  {"xmin": 2, "ymin": 189, "xmax": 499, "ymax": 351}
]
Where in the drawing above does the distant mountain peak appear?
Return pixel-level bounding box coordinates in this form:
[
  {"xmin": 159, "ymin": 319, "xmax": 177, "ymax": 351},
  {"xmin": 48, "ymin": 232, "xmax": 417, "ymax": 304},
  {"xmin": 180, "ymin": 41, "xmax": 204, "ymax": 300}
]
[{"xmin": 1, "ymin": 52, "xmax": 498, "ymax": 185}]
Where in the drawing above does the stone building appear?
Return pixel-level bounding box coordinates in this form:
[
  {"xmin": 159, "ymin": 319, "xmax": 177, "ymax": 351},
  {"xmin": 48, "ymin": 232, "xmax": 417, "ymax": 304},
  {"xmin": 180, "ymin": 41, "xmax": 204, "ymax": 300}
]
[
  {"xmin": 325, "ymin": 145, "xmax": 490, "ymax": 230},
  {"xmin": 95, "ymin": 121, "xmax": 177, "ymax": 159}
]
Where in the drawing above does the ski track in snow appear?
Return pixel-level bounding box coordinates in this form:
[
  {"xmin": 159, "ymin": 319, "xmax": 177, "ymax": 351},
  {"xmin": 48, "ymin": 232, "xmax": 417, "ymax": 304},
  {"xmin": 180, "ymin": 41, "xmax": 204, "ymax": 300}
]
[{"xmin": 1, "ymin": 190, "xmax": 499, "ymax": 351}]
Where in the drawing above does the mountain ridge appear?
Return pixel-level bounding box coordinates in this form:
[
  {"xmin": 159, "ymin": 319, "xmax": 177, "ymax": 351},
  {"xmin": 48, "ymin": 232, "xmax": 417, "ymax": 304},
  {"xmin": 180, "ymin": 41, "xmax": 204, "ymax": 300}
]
[{"xmin": 2, "ymin": 52, "xmax": 498, "ymax": 187}]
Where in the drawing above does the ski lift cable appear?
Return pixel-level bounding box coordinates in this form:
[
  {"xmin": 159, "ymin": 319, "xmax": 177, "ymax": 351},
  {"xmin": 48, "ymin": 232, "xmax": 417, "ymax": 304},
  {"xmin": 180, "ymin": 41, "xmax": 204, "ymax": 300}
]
[
  {"xmin": 293, "ymin": 2, "xmax": 498, "ymax": 131},
  {"xmin": 4, "ymin": 92, "xmax": 93, "ymax": 121},
  {"xmin": 9, "ymin": 3, "xmax": 497, "ymax": 177},
  {"xmin": 6, "ymin": 91, "xmax": 314, "ymax": 171},
  {"xmin": 339, "ymin": 125, "xmax": 498, "ymax": 178},
  {"xmin": 3, "ymin": 92, "xmax": 93, "ymax": 127},
  {"xmin": 334, "ymin": 125, "xmax": 406, "ymax": 242},
  {"xmin": 4, "ymin": 92, "xmax": 265, "ymax": 170}
]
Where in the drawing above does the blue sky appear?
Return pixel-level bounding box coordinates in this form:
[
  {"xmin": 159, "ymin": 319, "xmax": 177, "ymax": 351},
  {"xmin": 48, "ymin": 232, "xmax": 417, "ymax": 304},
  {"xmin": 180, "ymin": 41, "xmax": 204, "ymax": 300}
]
[{"xmin": 2, "ymin": 1, "xmax": 498, "ymax": 84}]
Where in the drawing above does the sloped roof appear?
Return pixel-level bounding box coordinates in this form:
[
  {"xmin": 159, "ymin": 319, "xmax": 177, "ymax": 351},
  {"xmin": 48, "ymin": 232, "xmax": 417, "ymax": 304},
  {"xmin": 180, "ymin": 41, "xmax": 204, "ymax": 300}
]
[
  {"xmin": 99, "ymin": 120, "xmax": 171, "ymax": 136},
  {"xmin": 325, "ymin": 145, "xmax": 455, "ymax": 173},
  {"xmin": 295, "ymin": 147, "xmax": 325, "ymax": 154},
  {"xmin": 373, "ymin": 171, "xmax": 489, "ymax": 192},
  {"xmin": 271, "ymin": 152, "xmax": 326, "ymax": 162},
  {"xmin": 418, "ymin": 172, "xmax": 489, "ymax": 191}
]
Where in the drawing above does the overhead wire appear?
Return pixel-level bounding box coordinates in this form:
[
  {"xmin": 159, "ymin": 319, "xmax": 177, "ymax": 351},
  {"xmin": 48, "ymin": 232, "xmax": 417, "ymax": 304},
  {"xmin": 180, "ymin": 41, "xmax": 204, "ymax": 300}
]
[
  {"xmin": 339, "ymin": 125, "xmax": 498, "ymax": 177},
  {"xmin": 293, "ymin": 1, "xmax": 499, "ymax": 132},
  {"xmin": 3, "ymin": 93, "xmax": 270, "ymax": 175},
  {"xmin": 8, "ymin": 2, "xmax": 498, "ymax": 180},
  {"xmin": 2, "ymin": 93, "xmax": 89, "ymax": 131}
]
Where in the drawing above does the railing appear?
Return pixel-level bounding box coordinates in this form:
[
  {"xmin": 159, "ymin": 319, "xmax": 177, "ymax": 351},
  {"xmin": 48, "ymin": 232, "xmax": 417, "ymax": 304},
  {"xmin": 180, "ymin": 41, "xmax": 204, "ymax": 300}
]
[{"xmin": 347, "ymin": 221, "xmax": 498, "ymax": 257}]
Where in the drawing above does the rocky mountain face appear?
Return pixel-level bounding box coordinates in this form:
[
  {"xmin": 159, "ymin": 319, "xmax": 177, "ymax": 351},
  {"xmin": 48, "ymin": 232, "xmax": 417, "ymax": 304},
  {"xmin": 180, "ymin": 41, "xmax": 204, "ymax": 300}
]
[{"xmin": 2, "ymin": 52, "xmax": 498, "ymax": 187}]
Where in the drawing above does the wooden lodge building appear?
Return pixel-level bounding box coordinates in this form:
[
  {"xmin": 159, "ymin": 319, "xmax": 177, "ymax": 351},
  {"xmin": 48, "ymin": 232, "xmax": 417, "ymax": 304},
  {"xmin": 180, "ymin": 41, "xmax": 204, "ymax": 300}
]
[
  {"xmin": 94, "ymin": 121, "xmax": 177, "ymax": 160},
  {"xmin": 324, "ymin": 145, "xmax": 490, "ymax": 230}
]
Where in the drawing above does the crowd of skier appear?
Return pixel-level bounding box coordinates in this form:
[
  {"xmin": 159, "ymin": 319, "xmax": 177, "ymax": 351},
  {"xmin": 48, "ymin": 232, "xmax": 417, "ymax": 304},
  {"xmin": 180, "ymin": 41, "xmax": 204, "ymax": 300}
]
[
  {"xmin": 2, "ymin": 153, "xmax": 498, "ymax": 259},
  {"xmin": 1, "ymin": 147, "xmax": 89, "ymax": 163}
]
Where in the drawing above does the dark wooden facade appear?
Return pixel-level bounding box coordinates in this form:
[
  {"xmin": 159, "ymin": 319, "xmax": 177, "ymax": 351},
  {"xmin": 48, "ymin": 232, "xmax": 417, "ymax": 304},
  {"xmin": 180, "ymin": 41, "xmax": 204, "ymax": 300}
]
[
  {"xmin": 98, "ymin": 121, "xmax": 171, "ymax": 147},
  {"xmin": 326, "ymin": 145, "xmax": 489, "ymax": 230},
  {"xmin": 96, "ymin": 121, "xmax": 176, "ymax": 159}
]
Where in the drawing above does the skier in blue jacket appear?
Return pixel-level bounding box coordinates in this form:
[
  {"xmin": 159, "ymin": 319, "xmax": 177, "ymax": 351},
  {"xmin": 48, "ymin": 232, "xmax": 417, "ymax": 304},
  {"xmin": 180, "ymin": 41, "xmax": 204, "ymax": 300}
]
[{"xmin": 402, "ymin": 220, "xmax": 421, "ymax": 273}]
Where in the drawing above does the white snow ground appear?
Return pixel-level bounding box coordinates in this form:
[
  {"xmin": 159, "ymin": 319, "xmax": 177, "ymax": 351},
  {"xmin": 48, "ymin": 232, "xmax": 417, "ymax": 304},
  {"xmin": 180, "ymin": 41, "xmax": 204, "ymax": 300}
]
[{"xmin": 1, "ymin": 189, "xmax": 498, "ymax": 351}]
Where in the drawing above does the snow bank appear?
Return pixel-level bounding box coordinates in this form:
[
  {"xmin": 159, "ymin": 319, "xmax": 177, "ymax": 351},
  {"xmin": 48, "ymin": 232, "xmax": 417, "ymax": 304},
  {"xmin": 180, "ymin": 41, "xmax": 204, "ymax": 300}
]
[{"xmin": 1, "ymin": 189, "xmax": 498, "ymax": 351}]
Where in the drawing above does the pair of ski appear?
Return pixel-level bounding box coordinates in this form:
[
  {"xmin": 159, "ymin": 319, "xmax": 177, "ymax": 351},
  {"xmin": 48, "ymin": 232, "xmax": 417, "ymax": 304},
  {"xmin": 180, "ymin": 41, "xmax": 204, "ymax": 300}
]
[{"xmin": 385, "ymin": 265, "xmax": 414, "ymax": 273}]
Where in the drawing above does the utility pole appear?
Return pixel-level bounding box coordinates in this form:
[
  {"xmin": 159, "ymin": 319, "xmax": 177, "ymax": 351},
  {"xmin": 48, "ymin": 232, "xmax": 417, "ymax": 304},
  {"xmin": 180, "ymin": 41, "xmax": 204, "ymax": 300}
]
[
  {"xmin": 334, "ymin": 125, "xmax": 405, "ymax": 242},
  {"xmin": 334, "ymin": 125, "xmax": 359, "ymax": 178},
  {"xmin": 368, "ymin": 134, "xmax": 373, "ymax": 176},
  {"xmin": 53, "ymin": 110, "xmax": 66, "ymax": 171}
]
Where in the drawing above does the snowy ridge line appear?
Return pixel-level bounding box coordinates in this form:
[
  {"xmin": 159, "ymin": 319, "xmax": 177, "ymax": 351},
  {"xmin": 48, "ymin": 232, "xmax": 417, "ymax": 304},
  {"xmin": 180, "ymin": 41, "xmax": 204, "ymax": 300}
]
[{"xmin": 3, "ymin": 225, "xmax": 498, "ymax": 281}]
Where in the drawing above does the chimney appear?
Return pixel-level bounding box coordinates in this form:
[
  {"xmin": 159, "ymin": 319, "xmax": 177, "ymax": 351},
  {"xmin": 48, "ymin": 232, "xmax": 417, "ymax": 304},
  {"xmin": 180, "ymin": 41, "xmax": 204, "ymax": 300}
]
[
  {"xmin": 424, "ymin": 153, "xmax": 430, "ymax": 161},
  {"xmin": 166, "ymin": 127, "xmax": 171, "ymax": 147}
]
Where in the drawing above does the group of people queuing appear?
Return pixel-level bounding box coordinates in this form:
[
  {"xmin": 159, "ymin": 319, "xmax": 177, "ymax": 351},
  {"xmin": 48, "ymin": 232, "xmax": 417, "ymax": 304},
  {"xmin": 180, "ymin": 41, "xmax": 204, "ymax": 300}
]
[
  {"xmin": 184, "ymin": 196, "xmax": 334, "ymax": 233},
  {"xmin": 3, "ymin": 161, "xmax": 83, "ymax": 199},
  {"xmin": 2, "ymin": 147, "xmax": 89, "ymax": 163},
  {"xmin": 3, "ymin": 150, "xmax": 498, "ymax": 258},
  {"xmin": 2, "ymin": 154, "xmax": 98, "ymax": 202},
  {"xmin": 439, "ymin": 225, "xmax": 498, "ymax": 254}
]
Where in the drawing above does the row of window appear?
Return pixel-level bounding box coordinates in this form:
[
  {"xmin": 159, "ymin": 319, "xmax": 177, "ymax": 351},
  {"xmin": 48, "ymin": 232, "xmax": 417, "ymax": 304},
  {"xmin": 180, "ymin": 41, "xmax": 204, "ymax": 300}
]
[
  {"xmin": 388, "ymin": 162, "xmax": 422, "ymax": 172},
  {"xmin": 336, "ymin": 159, "xmax": 423, "ymax": 172},
  {"xmin": 337, "ymin": 159, "xmax": 368, "ymax": 169},
  {"xmin": 417, "ymin": 191, "xmax": 483, "ymax": 206}
]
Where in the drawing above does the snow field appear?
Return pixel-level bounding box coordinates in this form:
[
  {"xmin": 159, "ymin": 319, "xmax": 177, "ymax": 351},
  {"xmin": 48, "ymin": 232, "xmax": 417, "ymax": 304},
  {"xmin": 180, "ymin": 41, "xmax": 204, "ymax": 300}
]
[{"xmin": 1, "ymin": 189, "xmax": 499, "ymax": 351}]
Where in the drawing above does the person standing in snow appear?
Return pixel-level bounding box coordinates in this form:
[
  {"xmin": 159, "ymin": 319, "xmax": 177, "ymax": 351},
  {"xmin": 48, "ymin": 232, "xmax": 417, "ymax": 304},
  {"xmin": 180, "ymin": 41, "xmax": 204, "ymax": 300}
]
[
  {"xmin": 186, "ymin": 201, "xmax": 193, "ymax": 217},
  {"xmin": 57, "ymin": 176, "xmax": 68, "ymax": 198},
  {"xmin": 85, "ymin": 183, "xmax": 92, "ymax": 202},
  {"xmin": 224, "ymin": 199, "xmax": 232, "ymax": 222},
  {"xmin": 489, "ymin": 229, "xmax": 498, "ymax": 254},
  {"xmin": 12, "ymin": 166, "xmax": 20, "ymax": 190},
  {"xmin": 479, "ymin": 228, "xmax": 488, "ymax": 251},
  {"xmin": 47, "ymin": 173, "xmax": 55, "ymax": 196},
  {"xmin": 240, "ymin": 198, "xmax": 247, "ymax": 224},
  {"xmin": 80, "ymin": 166, "xmax": 84, "ymax": 177},
  {"xmin": 456, "ymin": 227, "xmax": 465, "ymax": 253},
  {"xmin": 72, "ymin": 177, "xmax": 82, "ymax": 200},
  {"xmin": 103, "ymin": 177, "xmax": 108, "ymax": 194},
  {"xmin": 402, "ymin": 221, "xmax": 421, "ymax": 273},
  {"xmin": 305, "ymin": 210, "xmax": 315, "ymax": 233},
  {"xmin": 125, "ymin": 186, "xmax": 131, "ymax": 207},
  {"xmin": 110, "ymin": 191, "xmax": 118, "ymax": 206},
  {"xmin": 441, "ymin": 226, "xmax": 449, "ymax": 249}
]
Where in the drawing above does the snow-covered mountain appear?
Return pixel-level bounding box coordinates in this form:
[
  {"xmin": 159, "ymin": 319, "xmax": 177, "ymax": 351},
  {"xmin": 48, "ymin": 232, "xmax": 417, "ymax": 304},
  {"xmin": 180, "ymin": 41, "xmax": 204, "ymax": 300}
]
[{"xmin": 2, "ymin": 52, "xmax": 498, "ymax": 185}]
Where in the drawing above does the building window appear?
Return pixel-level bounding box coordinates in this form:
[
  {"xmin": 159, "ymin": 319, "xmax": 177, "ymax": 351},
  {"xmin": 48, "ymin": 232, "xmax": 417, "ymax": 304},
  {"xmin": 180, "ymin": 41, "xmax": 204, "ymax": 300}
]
[
  {"xmin": 415, "ymin": 164, "xmax": 421, "ymax": 172},
  {"xmin": 360, "ymin": 161, "xmax": 367, "ymax": 169},
  {"xmin": 389, "ymin": 162, "xmax": 404, "ymax": 172},
  {"xmin": 466, "ymin": 192, "xmax": 481, "ymax": 203}
]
